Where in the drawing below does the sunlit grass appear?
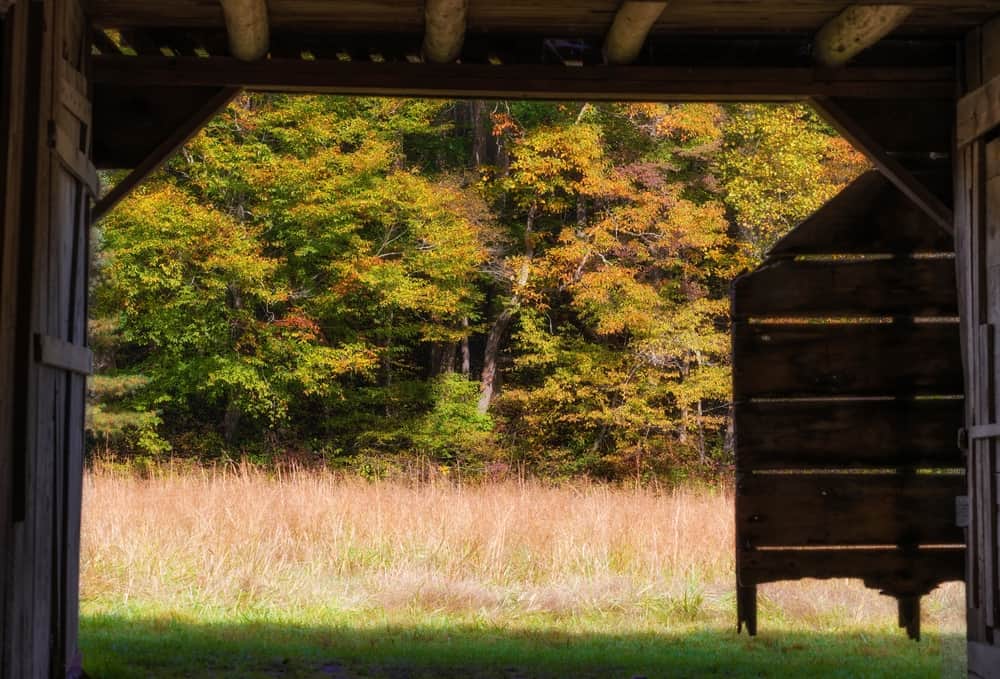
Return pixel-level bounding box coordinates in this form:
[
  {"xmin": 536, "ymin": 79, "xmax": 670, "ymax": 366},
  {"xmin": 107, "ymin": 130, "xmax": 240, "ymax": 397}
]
[{"xmin": 80, "ymin": 464, "xmax": 965, "ymax": 677}]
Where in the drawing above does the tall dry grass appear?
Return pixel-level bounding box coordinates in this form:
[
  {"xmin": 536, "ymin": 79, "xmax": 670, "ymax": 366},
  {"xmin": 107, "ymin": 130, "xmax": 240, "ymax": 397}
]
[{"xmin": 80, "ymin": 464, "xmax": 964, "ymax": 631}]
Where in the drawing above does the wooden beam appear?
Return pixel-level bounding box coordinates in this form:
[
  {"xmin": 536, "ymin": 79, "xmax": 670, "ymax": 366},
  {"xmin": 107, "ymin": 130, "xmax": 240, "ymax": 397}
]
[
  {"xmin": 92, "ymin": 87, "xmax": 239, "ymax": 221},
  {"xmin": 957, "ymin": 71, "xmax": 1000, "ymax": 148},
  {"xmin": 814, "ymin": 5, "xmax": 913, "ymax": 67},
  {"xmin": 604, "ymin": 1, "xmax": 668, "ymax": 66},
  {"xmin": 810, "ymin": 96, "xmax": 953, "ymax": 234},
  {"xmin": 422, "ymin": 0, "xmax": 467, "ymax": 64},
  {"xmin": 218, "ymin": 0, "xmax": 269, "ymax": 61},
  {"xmin": 91, "ymin": 56, "xmax": 956, "ymax": 101}
]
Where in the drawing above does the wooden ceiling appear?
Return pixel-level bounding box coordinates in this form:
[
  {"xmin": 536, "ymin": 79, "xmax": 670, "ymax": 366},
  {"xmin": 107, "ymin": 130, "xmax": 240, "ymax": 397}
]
[{"xmin": 92, "ymin": 1, "xmax": 1000, "ymax": 36}]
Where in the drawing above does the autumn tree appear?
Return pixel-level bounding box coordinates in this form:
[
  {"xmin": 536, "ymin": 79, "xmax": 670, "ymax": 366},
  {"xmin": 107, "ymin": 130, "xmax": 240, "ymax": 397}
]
[{"xmin": 91, "ymin": 95, "xmax": 864, "ymax": 479}]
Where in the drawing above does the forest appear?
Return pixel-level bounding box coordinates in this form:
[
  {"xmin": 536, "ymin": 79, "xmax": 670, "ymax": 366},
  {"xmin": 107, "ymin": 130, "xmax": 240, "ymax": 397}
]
[{"xmin": 89, "ymin": 96, "xmax": 867, "ymax": 480}]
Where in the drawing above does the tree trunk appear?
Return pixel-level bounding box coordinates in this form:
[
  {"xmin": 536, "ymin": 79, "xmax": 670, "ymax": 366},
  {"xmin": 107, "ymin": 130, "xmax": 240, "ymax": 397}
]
[
  {"xmin": 477, "ymin": 205, "xmax": 536, "ymax": 414},
  {"xmin": 696, "ymin": 399, "xmax": 706, "ymax": 463},
  {"xmin": 477, "ymin": 307, "xmax": 515, "ymax": 413},
  {"xmin": 471, "ymin": 100, "xmax": 491, "ymax": 168},
  {"xmin": 438, "ymin": 342, "xmax": 457, "ymax": 374},
  {"xmin": 383, "ymin": 310, "xmax": 394, "ymax": 416},
  {"xmin": 460, "ymin": 317, "xmax": 471, "ymax": 375}
]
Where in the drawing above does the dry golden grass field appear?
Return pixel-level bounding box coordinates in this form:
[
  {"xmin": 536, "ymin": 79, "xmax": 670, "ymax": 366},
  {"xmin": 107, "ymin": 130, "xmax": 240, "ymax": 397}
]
[{"xmin": 79, "ymin": 465, "xmax": 966, "ymax": 678}]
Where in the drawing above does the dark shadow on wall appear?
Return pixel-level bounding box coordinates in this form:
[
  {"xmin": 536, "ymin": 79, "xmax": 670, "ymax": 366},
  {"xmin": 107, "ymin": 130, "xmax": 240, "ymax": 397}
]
[{"xmin": 80, "ymin": 613, "xmax": 964, "ymax": 678}]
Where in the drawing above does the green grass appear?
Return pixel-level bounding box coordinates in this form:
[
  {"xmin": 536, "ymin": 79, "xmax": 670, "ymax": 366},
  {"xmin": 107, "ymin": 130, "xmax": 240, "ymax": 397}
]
[
  {"xmin": 80, "ymin": 605, "xmax": 964, "ymax": 678},
  {"xmin": 79, "ymin": 471, "xmax": 966, "ymax": 677}
]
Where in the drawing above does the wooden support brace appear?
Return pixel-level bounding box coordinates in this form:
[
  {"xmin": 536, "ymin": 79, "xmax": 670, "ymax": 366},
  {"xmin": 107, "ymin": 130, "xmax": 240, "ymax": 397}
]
[
  {"xmin": 958, "ymin": 73, "xmax": 1000, "ymax": 148},
  {"xmin": 92, "ymin": 87, "xmax": 239, "ymax": 221},
  {"xmin": 52, "ymin": 123, "xmax": 99, "ymax": 197},
  {"xmin": 34, "ymin": 334, "xmax": 92, "ymax": 376},
  {"xmin": 58, "ymin": 77, "xmax": 91, "ymax": 125},
  {"xmin": 810, "ymin": 96, "xmax": 953, "ymax": 234}
]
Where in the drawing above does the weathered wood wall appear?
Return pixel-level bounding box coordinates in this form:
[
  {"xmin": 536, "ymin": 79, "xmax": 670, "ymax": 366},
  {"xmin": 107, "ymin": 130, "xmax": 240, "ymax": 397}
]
[
  {"xmin": 0, "ymin": 0, "xmax": 93, "ymax": 676},
  {"xmin": 733, "ymin": 171, "xmax": 965, "ymax": 641},
  {"xmin": 956, "ymin": 16, "xmax": 1000, "ymax": 678}
]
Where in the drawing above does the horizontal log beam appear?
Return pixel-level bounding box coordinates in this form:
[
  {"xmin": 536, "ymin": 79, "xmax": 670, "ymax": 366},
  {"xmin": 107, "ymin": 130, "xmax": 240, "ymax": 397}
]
[
  {"xmin": 91, "ymin": 56, "xmax": 956, "ymax": 101},
  {"xmin": 423, "ymin": 0, "xmax": 467, "ymax": 63},
  {"xmin": 218, "ymin": 0, "xmax": 269, "ymax": 61},
  {"xmin": 814, "ymin": 5, "xmax": 913, "ymax": 67},
  {"xmin": 604, "ymin": 1, "xmax": 668, "ymax": 66}
]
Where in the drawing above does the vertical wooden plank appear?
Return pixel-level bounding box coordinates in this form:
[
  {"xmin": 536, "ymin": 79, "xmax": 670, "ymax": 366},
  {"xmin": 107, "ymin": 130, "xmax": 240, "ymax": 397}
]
[
  {"xmin": 986, "ymin": 139, "xmax": 1000, "ymax": 635},
  {"xmin": 0, "ymin": 10, "xmax": 16, "ymax": 677},
  {"xmin": 53, "ymin": 0, "xmax": 90, "ymax": 671},
  {"xmin": 28, "ymin": 0, "xmax": 58, "ymax": 675},
  {"xmin": 1, "ymin": 0, "xmax": 91, "ymax": 674},
  {"xmin": 955, "ymin": 141, "xmax": 978, "ymax": 632},
  {"xmin": 962, "ymin": 20, "xmax": 1000, "ymax": 661},
  {"xmin": 982, "ymin": 17, "xmax": 1000, "ymax": 85}
]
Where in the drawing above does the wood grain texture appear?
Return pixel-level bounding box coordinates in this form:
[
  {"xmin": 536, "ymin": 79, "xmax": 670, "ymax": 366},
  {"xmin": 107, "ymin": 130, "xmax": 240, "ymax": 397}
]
[
  {"xmin": 767, "ymin": 171, "xmax": 953, "ymax": 256},
  {"xmin": 90, "ymin": 55, "xmax": 958, "ymax": 100},
  {"xmin": 88, "ymin": 0, "xmax": 1000, "ymax": 36},
  {"xmin": 218, "ymin": 0, "xmax": 269, "ymax": 61},
  {"xmin": 93, "ymin": 85, "xmax": 238, "ymax": 169},
  {"xmin": 732, "ymin": 322, "xmax": 963, "ymax": 399},
  {"xmin": 969, "ymin": 640, "xmax": 1000, "ymax": 679},
  {"xmin": 92, "ymin": 87, "xmax": 237, "ymax": 211},
  {"xmin": 737, "ymin": 473, "xmax": 966, "ymax": 547},
  {"xmin": 811, "ymin": 96, "xmax": 953, "ymax": 233},
  {"xmin": 733, "ymin": 257, "xmax": 958, "ymax": 319},
  {"xmin": 958, "ymin": 71, "xmax": 1000, "ymax": 147},
  {"xmin": 739, "ymin": 547, "xmax": 964, "ymax": 590},
  {"xmin": 734, "ymin": 399, "xmax": 964, "ymax": 470},
  {"xmin": 814, "ymin": 5, "xmax": 913, "ymax": 67},
  {"xmin": 603, "ymin": 1, "xmax": 668, "ymax": 65},
  {"xmin": 422, "ymin": 0, "xmax": 467, "ymax": 63}
]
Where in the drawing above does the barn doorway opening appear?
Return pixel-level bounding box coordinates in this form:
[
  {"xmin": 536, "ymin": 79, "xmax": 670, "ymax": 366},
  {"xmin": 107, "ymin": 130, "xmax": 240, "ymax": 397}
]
[{"xmin": 78, "ymin": 93, "xmax": 966, "ymax": 676}]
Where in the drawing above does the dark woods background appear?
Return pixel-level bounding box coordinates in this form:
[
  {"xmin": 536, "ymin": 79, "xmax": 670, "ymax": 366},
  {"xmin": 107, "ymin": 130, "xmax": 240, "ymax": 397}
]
[{"xmin": 88, "ymin": 96, "xmax": 865, "ymax": 481}]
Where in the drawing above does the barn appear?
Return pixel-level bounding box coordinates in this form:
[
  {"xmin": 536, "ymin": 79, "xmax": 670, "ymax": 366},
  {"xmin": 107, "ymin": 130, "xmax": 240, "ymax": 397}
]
[{"xmin": 0, "ymin": 1, "xmax": 999, "ymax": 676}]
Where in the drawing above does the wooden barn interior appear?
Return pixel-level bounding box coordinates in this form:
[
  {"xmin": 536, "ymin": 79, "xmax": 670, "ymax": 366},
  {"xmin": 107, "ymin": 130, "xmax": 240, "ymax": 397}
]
[{"xmin": 1, "ymin": 1, "xmax": 1000, "ymax": 676}]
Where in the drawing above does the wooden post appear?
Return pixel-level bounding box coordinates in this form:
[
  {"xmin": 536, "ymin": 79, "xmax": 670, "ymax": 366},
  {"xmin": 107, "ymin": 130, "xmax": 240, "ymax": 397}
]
[
  {"xmin": 897, "ymin": 595, "xmax": 921, "ymax": 641},
  {"xmin": 957, "ymin": 17, "xmax": 1000, "ymax": 679},
  {"xmin": 737, "ymin": 584, "xmax": 758, "ymax": 636}
]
